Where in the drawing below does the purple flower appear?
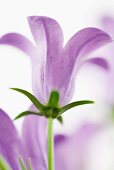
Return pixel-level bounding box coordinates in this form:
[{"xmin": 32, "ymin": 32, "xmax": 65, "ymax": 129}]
[
  {"xmin": 54, "ymin": 124, "xmax": 101, "ymax": 170},
  {"xmin": 100, "ymin": 16, "xmax": 114, "ymax": 105},
  {"xmin": 0, "ymin": 16, "xmax": 112, "ymax": 170},
  {"xmin": 102, "ymin": 16, "xmax": 114, "ymax": 40},
  {"xmin": 0, "ymin": 109, "xmax": 25, "ymax": 170},
  {"xmin": 0, "ymin": 108, "xmax": 101, "ymax": 170},
  {"xmin": 0, "ymin": 16, "xmax": 111, "ymax": 105}
]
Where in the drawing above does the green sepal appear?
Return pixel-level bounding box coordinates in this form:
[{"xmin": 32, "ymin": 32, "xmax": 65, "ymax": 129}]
[
  {"xmin": 11, "ymin": 88, "xmax": 94, "ymax": 124},
  {"xmin": 0, "ymin": 156, "xmax": 11, "ymax": 170},
  {"xmin": 60, "ymin": 100, "xmax": 94, "ymax": 114},
  {"xmin": 47, "ymin": 91, "xmax": 60, "ymax": 107},
  {"xmin": 57, "ymin": 115, "xmax": 63, "ymax": 124},
  {"xmin": 10, "ymin": 88, "xmax": 45, "ymax": 111},
  {"xmin": 14, "ymin": 111, "xmax": 43, "ymax": 120},
  {"xmin": 19, "ymin": 157, "xmax": 26, "ymax": 170}
]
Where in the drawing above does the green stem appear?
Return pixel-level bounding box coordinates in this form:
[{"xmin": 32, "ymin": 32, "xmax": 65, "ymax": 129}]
[{"xmin": 48, "ymin": 117, "xmax": 54, "ymax": 170}]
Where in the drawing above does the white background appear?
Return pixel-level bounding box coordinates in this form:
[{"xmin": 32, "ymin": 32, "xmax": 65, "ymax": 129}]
[{"xmin": 0, "ymin": 0, "xmax": 114, "ymax": 169}]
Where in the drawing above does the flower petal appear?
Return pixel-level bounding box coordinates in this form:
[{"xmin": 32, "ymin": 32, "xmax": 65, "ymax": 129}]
[
  {"xmin": 0, "ymin": 32, "xmax": 45, "ymax": 103},
  {"xmin": 54, "ymin": 124, "xmax": 101, "ymax": 170},
  {"xmin": 52, "ymin": 28, "xmax": 111, "ymax": 104},
  {"xmin": 28, "ymin": 16, "xmax": 64, "ymax": 101},
  {"xmin": 0, "ymin": 33, "xmax": 36, "ymax": 57},
  {"xmin": 84, "ymin": 57, "xmax": 109, "ymax": 70},
  {"xmin": 0, "ymin": 109, "xmax": 25, "ymax": 170},
  {"xmin": 22, "ymin": 105, "xmax": 47, "ymax": 170}
]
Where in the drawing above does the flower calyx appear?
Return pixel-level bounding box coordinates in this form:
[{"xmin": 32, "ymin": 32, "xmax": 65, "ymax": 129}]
[{"xmin": 11, "ymin": 88, "xmax": 94, "ymax": 124}]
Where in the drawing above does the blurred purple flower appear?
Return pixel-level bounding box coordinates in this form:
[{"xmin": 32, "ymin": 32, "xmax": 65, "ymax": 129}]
[
  {"xmin": 0, "ymin": 108, "xmax": 101, "ymax": 170},
  {"xmin": 102, "ymin": 16, "xmax": 114, "ymax": 39},
  {"xmin": 101, "ymin": 16, "xmax": 114, "ymax": 105},
  {"xmin": 0, "ymin": 16, "xmax": 112, "ymax": 170}
]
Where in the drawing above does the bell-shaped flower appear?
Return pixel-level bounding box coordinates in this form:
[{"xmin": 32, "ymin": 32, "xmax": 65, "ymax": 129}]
[{"xmin": 0, "ymin": 16, "xmax": 111, "ymax": 105}]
